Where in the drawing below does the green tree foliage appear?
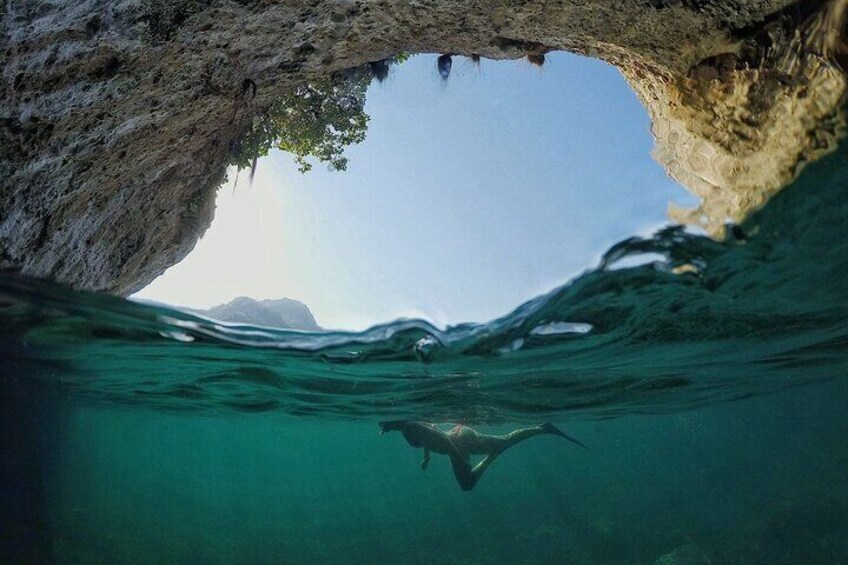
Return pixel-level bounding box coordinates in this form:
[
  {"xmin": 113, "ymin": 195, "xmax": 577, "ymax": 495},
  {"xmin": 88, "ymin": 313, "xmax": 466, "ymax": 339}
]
[
  {"xmin": 231, "ymin": 55, "xmax": 410, "ymax": 175},
  {"xmin": 232, "ymin": 70, "xmax": 371, "ymax": 174}
]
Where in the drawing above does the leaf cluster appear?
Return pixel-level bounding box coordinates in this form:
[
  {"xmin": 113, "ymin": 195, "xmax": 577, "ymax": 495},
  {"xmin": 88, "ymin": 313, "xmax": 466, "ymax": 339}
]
[{"xmin": 232, "ymin": 70, "xmax": 371, "ymax": 174}]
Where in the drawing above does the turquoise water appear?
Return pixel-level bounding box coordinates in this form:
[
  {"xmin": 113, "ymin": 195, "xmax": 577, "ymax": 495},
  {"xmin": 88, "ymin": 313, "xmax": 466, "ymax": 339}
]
[{"xmin": 2, "ymin": 139, "xmax": 848, "ymax": 562}]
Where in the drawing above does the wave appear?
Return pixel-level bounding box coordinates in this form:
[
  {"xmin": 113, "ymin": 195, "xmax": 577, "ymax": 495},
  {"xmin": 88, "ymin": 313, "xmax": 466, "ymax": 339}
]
[{"xmin": 2, "ymin": 141, "xmax": 847, "ymax": 422}]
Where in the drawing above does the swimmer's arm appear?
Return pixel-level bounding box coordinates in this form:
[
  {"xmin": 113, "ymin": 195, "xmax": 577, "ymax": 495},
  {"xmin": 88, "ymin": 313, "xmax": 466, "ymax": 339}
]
[{"xmin": 420, "ymin": 449, "xmax": 430, "ymax": 470}]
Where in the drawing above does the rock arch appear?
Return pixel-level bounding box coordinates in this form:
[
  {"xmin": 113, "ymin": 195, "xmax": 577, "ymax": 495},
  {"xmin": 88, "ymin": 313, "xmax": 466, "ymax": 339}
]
[{"xmin": 1, "ymin": 0, "xmax": 844, "ymax": 294}]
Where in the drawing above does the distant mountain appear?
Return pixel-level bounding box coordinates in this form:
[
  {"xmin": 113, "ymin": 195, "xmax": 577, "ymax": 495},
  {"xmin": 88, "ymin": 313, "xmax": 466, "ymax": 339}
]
[{"xmin": 198, "ymin": 297, "xmax": 320, "ymax": 331}]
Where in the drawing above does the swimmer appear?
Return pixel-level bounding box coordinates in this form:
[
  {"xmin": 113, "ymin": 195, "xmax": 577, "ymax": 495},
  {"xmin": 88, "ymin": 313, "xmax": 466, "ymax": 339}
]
[{"xmin": 379, "ymin": 421, "xmax": 588, "ymax": 491}]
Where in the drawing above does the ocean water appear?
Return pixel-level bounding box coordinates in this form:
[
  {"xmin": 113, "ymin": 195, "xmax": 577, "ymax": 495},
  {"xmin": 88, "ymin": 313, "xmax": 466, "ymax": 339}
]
[{"xmin": 2, "ymin": 136, "xmax": 848, "ymax": 563}]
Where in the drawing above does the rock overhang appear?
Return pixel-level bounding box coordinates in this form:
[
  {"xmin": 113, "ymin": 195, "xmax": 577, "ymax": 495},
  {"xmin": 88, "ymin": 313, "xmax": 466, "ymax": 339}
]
[{"xmin": 1, "ymin": 0, "xmax": 844, "ymax": 294}]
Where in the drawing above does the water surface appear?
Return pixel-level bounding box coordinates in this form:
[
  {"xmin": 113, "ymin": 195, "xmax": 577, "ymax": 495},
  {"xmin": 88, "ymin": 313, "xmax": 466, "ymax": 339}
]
[{"xmin": 2, "ymin": 129, "xmax": 848, "ymax": 564}]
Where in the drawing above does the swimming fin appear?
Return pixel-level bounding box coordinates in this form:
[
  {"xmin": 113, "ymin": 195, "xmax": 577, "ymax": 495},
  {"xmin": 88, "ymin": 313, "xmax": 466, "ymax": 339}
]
[{"xmin": 542, "ymin": 423, "xmax": 590, "ymax": 451}]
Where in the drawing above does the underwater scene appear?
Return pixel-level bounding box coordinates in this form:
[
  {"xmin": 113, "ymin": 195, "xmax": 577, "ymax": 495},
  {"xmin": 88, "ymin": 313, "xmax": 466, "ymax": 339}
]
[
  {"xmin": 5, "ymin": 2, "xmax": 848, "ymax": 564},
  {"xmin": 3, "ymin": 116, "xmax": 848, "ymax": 564}
]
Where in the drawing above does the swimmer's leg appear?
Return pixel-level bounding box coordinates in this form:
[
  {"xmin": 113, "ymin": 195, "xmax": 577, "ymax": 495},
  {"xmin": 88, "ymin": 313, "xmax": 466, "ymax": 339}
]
[
  {"xmin": 447, "ymin": 424, "xmax": 588, "ymax": 491},
  {"xmin": 480, "ymin": 424, "xmax": 590, "ymax": 457},
  {"xmin": 421, "ymin": 449, "xmax": 430, "ymax": 470},
  {"xmin": 448, "ymin": 452, "xmax": 499, "ymax": 491}
]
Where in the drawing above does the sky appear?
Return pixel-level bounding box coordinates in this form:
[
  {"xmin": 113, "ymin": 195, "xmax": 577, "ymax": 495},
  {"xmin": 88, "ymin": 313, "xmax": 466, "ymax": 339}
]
[{"xmin": 134, "ymin": 53, "xmax": 694, "ymax": 330}]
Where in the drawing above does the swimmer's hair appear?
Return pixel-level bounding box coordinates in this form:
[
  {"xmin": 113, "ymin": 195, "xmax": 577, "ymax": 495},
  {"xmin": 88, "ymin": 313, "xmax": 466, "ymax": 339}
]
[
  {"xmin": 527, "ymin": 53, "xmax": 545, "ymax": 67},
  {"xmin": 379, "ymin": 421, "xmax": 403, "ymax": 434}
]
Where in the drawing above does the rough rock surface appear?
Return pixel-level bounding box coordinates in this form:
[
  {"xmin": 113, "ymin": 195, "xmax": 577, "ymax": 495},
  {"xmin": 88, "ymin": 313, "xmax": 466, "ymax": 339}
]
[{"xmin": 1, "ymin": 0, "xmax": 845, "ymax": 294}]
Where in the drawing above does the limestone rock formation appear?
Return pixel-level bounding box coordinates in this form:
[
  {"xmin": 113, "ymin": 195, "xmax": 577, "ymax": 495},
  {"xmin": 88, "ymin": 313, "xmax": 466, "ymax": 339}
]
[
  {"xmin": 625, "ymin": 0, "xmax": 847, "ymax": 233},
  {"xmin": 1, "ymin": 0, "xmax": 845, "ymax": 294}
]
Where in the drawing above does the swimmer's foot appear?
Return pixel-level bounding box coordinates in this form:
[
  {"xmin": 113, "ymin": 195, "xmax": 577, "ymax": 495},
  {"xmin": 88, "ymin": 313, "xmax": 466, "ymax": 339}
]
[
  {"xmin": 541, "ymin": 423, "xmax": 591, "ymax": 451},
  {"xmin": 420, "ymin": 455, "xmax": 430, "ymax": 470}
]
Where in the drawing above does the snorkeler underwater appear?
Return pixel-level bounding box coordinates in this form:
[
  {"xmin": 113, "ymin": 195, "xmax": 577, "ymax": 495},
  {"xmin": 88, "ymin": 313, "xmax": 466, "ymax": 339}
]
[
  {"xmin": 2, "ymin": 1, "xmax": 848, "ymax": 564},
  {"xmin": 379, "ymin": 421, "xmax": 589, "ymax": 491}
]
